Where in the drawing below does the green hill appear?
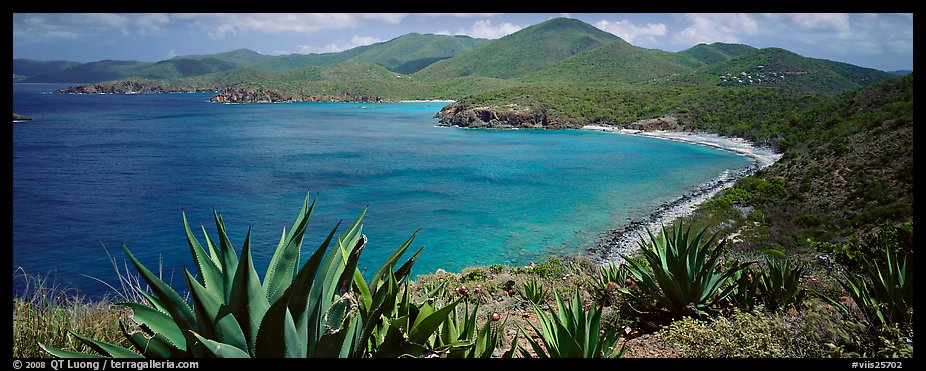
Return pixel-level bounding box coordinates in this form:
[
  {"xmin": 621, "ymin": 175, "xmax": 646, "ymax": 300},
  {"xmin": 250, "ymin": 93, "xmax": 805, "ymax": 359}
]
[
  {"xmin": 13, "ymin": 59, "xmax": 82, "ymax": 81},
  {"xmin": 252, "ymin": 34, "xmax": 490, "ymax": 74},
  {"xmin": 518, "ymin": 39, "xmax": 691, "ymax": 85},
  {"xmin": 51, "ymin": 18, "xmax": 900, "ymax": 101},
  {"xmin": 667, "ymin": 47, "xmax": 897, "ymax": 93},
  {"xmin": 20, "ymin": 60, "xmax": 152, "ymax": 83},
  {"xmin": 413, "ymin": 17, "xmax": 621, "ymax": 80},
  {"xmin": 134, "ymin": 49, "xmax": 273, "ymax": 78},
  {"xmin": 347, "ymin": 33, "xmax": 491, "ymax": 74},
  {"xmin": 16, "ymin": 35, "xmax": 488, "ymax": 83},
  {"xmin": 666, "ymin": 42, "xmax": 757, "ymax": 68}
]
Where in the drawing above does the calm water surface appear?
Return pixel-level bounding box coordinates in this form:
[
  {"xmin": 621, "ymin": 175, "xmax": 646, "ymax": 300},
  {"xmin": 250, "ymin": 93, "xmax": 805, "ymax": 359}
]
[{"xmin": 12, "ymin": 83, "xmax": 750, "ymax": 297}]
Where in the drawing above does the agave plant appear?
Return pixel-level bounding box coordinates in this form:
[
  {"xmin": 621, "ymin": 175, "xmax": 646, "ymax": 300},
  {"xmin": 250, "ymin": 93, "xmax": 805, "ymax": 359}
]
[
  {"xmin": 839, "ymin": 247, "xmax": 912, "ymax": 328},
  {"xmin": 428, "ymin": 301, "xmax": 517, "ymax": 358},
  {"xmin": 39, "ymin": 193, "xmax": 461, "ymax": 358},
  {"xmin": 519, "ymin": 290, "xmax": 623, "ymax": 358},
  {"xmin": 619, "ymin": 223, "xmax": 752, "ymax": 318},
  {"xmin": 757, "ymin": 257, "xmax": 807, "ymax": 311},
  {"xmin": 588, "ymin": 261, "xmax": 628, "ymax": 306},
  {"xmin": 727, "ymin": 266, "xmax": 759, "ymax": 311},
  {"xmin": 519, "ymin": 276, "xmax": 546, "ymax": 305}
]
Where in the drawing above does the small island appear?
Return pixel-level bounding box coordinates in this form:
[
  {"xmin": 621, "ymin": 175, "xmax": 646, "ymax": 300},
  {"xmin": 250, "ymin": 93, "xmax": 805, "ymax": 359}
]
[{"xmin": 12, "ymin": 113, "xmax": 32, "ymax": 122}]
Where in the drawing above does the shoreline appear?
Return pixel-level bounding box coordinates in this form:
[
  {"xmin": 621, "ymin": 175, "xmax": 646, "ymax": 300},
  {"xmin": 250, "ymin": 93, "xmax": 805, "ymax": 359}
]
[
  {"xmin": 400, "ymin": 99, "xmax": 456, "ymax": 103},
  {"xmin": 581, "ymin": 125, "xmax": 783, "ymax": 264}
]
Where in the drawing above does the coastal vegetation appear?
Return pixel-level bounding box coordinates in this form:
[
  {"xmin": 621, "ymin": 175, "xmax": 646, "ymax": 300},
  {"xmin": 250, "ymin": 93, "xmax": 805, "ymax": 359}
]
[{"xmin": 13, "ymin": 17, "xmax": 912, "ymax": 358}]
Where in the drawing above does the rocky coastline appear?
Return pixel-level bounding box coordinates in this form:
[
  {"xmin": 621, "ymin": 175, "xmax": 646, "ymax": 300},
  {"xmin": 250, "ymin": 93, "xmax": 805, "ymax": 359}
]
[
  {"xmin": 210, "ymin": 86, "xmax": 391, "ymax": 104},
  {"xmin": 433, "ymin": 101, "xmax": 684, "ymax": 131},
  {"xmin": 55, "ymin": 82, "xmax": 391, "ymax": 104},
  {"xmin": 12, "ymin": 113, "xmax": 32, "ymax": 122},
  {"xmin": 55, "ymin": 81, "xmax": 217, "ymax": 94},
  {"xmin": 582, "ymin": 125, "xmax": 783, "ymax": 264}
]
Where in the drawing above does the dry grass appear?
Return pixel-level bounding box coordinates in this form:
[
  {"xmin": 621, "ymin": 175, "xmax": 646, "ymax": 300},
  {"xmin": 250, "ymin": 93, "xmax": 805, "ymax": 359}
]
[{"xmin": 12, "ymin": 268, "xmax": 135, "ymax": 358}]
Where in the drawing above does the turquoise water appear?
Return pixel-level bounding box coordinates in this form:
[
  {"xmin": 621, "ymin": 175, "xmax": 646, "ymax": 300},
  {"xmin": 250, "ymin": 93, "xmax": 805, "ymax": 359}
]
[{"xmin": 12, "ymin": 84, "xmax": 750, "ymax": 297}]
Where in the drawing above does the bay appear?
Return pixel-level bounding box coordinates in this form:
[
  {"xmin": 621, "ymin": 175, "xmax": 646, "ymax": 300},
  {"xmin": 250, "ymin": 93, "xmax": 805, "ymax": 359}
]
[{"xmin": 12, "ymin": 83, "xmax": 750, "ymax": 298}]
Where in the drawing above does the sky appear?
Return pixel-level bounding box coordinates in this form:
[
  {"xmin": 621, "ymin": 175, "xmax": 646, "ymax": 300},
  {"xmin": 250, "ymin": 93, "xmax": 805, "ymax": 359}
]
[{"xmin": 12, "ymin": 13, "xmax": 914, "ymax": 71}]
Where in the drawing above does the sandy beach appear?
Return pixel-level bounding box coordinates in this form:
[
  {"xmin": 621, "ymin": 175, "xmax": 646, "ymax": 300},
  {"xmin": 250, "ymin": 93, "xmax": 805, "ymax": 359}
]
[{"xmin": 581, "ymin": 125, "xmax": 783, "ymax": 264}]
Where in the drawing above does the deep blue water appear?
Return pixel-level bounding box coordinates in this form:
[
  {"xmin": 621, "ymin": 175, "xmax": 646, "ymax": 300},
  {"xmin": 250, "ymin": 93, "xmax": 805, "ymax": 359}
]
[{"xmin": 12, "ymin": 83, "xmax": 750, "ymax": 298}]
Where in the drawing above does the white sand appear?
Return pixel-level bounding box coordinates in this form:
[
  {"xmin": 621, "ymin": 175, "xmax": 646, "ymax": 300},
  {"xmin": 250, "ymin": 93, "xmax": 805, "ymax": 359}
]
[{"xmin": 581, "ymin": 125, "xmax": 783, "ymax": 264}]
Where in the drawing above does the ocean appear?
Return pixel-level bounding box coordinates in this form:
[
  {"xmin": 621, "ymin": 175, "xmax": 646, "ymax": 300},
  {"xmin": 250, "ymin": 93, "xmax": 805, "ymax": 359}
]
[{"xmin": 12, "ymin": 83, "xmax": 750, "ymax": 298}]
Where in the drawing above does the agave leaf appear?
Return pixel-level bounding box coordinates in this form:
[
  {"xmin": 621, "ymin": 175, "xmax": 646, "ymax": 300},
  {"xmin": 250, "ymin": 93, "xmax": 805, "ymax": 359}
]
[
  {"xmin": 502, "ymin": 330, "xmax": 520, "ymax": 358},
  {"xmin": 184, "ymin": 268, "xmax": 248, "ymax": 352},
  {"xmin": 136, "ymin": 290, "xmax": 169, "ymax": 315},
  {"xmin": 189, "ymin": 331, "xmax": 250, "ymax": 358},
  {"xmin": 372, "ymin": 322, "xmax": 427, "ymax": 358},
  {"xmin": 357, "ymin": 273, "xmax": 400, "ymax": 358},
  {"xmin": 213, "ymin": 210, "xmax": 239, "ymax": 301},
  {"xmin": 120, "ymin": 302, "xmax": 188, "ymax": 351},
  {"xmin": 289, "ymin": 221, "xmax": 341, "ymax": 349},
  {"xmin": 307, "ymin": 214, "xmax": 363, "ymax": 354},
  {"xmin": 336, "ymin": 235, "xmax": 366, "ymax": 297},
  {"xmin": 119, "ymin": 321, "xmax": 178, "ymax": 358},
  {"xmin": 353, "ymin": 268, "xmax": 373, "ymax": 313},
  {"xmin": 228, "ymin": 229, "xmax": 270, "ymax": 355},
  {"xmin": 370, "ymin": 231, "xmax": 417, "ymax": 286},
  {"xmin": 200, "ymin": 224, "xmax": 223, "ymax": 270},
  {"xmin": 71, "ymin": 333, "xmax": 144, "ymax": 358},
  {"xmin": 183, "ymin": 212, "xmax": 225, "ymax": 299},
  {"xmin": 122, "ymin": 245, "xmax": 197, "ymax": 332},
  {"xmin": 408, "ymin": 298, "xmax": 461, "ymax": 345},
  {"xmin": 518, "ymin": 323, "xmax": 549, "ymax": 358},
  {"xmin": 37, "ymin": 342, "xmax": 105, "ymax": 358},
  {"xmin": 264, "ymin": 193, "xmax": 315, "ymax": 304},
  {"xmin": 393, "ymin": 246, "xmax": 424, "ymax": 286}
]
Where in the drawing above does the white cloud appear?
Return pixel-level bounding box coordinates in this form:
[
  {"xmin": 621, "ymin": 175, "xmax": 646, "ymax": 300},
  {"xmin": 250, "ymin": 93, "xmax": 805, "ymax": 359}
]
[
  {"xmin": 785, "ymin": 13, "xmax": 850, "ymax": 31},
  {"xmin": 753, "ymin": 13, "xmax": 912, "ymax": 58},
  {"xmin": 673, "ymin": 13, "xmax": 758, "ymax": 46},
  {"xmin": 358, "ymin": 13, "xmax": 408, "ymax": 24},
  {"xmin": 297, "ymin": 35, "xmax": 382, "ymax": 54},
  {"xmin": 135, "ymin": 13, "xmax": 171, "ymax": 35},
  {"xmin": 416, "ymin": 13, "xmax": 502, "ymax": 18},
  {"xmin": 456, "ymin": 20, "xmax": 521, "ymax": 39},
  {"xmin": 173, "ymin": 13, "xmax": 358, "ymax": 38},
  {"xmin": 167, "ymin": 49, "xmax": 178, "ymax": 59},
  {"xmin": 594, "ymin": 19, "xmax": 666, "ymax": 45},
  {"xmin": 14, "ymin": 13, "xmax": 129, "ymax": 42},
  {"xmin": 434, "ymin": 30, "xmax": 451, "ymax": 36}
]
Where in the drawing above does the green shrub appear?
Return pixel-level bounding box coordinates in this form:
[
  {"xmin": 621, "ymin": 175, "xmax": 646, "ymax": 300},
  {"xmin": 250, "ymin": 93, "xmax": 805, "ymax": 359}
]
[
  {"xmin": 661, "ymin": 308, "xmax": 790, "ymax": 357},
  {"xmin": 530, "ymin": 257, "xmax": 568, "ymax": 277},
  {"xmin": 462, "ymin": 268, "xmax": 488, "ymax": 282}
]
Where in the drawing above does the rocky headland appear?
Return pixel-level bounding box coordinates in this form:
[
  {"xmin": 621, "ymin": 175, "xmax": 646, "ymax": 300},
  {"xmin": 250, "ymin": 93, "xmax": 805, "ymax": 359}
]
[
  {"xmin": 55, "ymin": 80, "xmax": 216, "ymax": 94},
  {"xmin": 12, "ymin": 113, "xmax": 32, "ymax": 122},
  {"xmin": 209, "ymin": 86, "xmax": 391, "ymax": 104},
  {"xmin": 433, "ymin": 101, "xmax": 684, "ymax": 131}
]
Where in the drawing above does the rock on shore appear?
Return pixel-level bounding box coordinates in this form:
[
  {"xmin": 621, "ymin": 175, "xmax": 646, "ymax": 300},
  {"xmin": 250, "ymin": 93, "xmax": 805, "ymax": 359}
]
[
  {"xmin": 434, "ymin": 102, "xmax": 583, "ymax": 129},
  {"xmin": 12, "ymin": 113, "xmax": 32, "ymax": 122},
  {"xmin": 434, "ymin": 101, "xmax": 684, "ymax": 131},
  {"xmin": 209, "ymin": 86, "xmax": 390, "ymax": 103},
  {"xmin": 56, "ymin": 80, "xmax": 216, "ymax": 94}
]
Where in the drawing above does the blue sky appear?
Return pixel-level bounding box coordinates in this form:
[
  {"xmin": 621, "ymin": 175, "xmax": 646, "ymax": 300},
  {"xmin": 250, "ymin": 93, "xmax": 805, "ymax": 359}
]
[{"xmin": 12, "ymin": 13, "xmax": 914, "ymax": 71}]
